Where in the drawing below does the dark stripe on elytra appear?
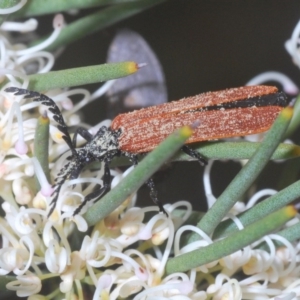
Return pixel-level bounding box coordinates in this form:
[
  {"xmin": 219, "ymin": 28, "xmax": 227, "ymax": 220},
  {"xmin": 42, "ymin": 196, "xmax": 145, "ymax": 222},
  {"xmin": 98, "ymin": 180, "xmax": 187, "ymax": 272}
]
[{"xmin": 184, "ymin": 92, "xmax": 287, "ymax": 114}]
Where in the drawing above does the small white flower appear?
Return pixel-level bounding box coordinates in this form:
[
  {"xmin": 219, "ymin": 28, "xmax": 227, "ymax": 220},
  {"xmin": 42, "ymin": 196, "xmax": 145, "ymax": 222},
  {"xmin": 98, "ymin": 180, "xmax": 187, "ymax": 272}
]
[
  {"xmin": 12, "ymin": 178, "xmax": 33, "ymax": 205},
  {"xmin": 112, "ymin": 277, "xmax": 145, "ymax": 299},
  {"xmin": 119, "ymin": 207, "xmax": 145, "ymax": 236},
  {"xmin": 93, "ymin": 274, "xmax": 112, "ymax": 300},
  {"xmin": 32, "ymin": 191, "xmax": 48, "ymax": 210},
  {"xmin": 79, "ymin": 231, "xmax": 113, "ymax": 266},
  {"xmin": 243, "ymin": 249, "xmax": 272, "ymax": 275},
  {"xmin": 285, "ymin": 20, "xmax": 300, "ymax": 69},
  {"xmin": 207, "ymin": 274, "xmax": 242, "ymax": 300},
  {"xmin": 45, "ymin": 239, "xmax": 67, "ymax": 274},
  {"xmin": 6, "ymin": 271, "xmax": 42, "ymax": 297},
  {"xmin": 60, "ymin": 251, "xmax": 85, "ymax": 293},
  {"xmin": 220, "ymin": 247, "xmax": 252, "ymax": 272}
]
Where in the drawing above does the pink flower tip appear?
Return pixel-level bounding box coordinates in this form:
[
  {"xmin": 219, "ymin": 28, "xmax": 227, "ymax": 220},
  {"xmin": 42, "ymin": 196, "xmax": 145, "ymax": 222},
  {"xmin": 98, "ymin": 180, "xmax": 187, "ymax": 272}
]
[
  {"xmin": 284, "ymin": 85, "xmax": 299, "ymax": 95},
  {"xmin": 177, "ymin": 281, "xmax": 193, "ymax": 294},
  {"xmin": 53, "ymin": 14, "xmax": 64, "ymax": 29},
  {"xmin": 135, "ymin": 267, "xmax": 148, "ymax": 281},
  {"xmin": 98, "ymin": 275, "xmax": 112, "ymax": 288},
  {"xmin": 15, "ymin": 139, "xmax": 28, "ymax": 155},
  {"xmin": 138, "ymin": 227, "xmax": 152, "ymax": 240},
  {"xmin": 41, "ymin": 184, "xmax": 54, "ymax": 197}
]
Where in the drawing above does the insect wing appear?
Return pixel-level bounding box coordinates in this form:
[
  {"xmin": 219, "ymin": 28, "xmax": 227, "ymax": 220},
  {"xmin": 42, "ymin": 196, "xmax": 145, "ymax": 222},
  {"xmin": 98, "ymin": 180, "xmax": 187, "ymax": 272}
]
[
  {"xmin": 111, "ymin": 85, "xmax": 279, "ymax": 129},
  {"xmin": 116, "ymin": 105, "xmax": 283, "ymax": 153}
]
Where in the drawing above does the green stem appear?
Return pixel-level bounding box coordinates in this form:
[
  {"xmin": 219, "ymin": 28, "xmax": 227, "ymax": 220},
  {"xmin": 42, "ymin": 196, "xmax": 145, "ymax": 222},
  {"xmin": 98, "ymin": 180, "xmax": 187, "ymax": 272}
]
[
  {"xmin": 165, "ymin": 206, "xmax": 296, "ymax": 274},
  {"xmin": 30, "ymin": 0, "xmax": 166, "ymax": 51},
  {"xmin": 256, "ymin": 222, "xmax": 300, "ymax": 251},
  {"xmin": 109, "ymin": 141, "xmax": 300, "ymax": 167},
  {"xmin": 213, "ymin": 179, "xmax": 300, "ymax": 239},
  {"xmin": 177, "ymin": 141, "xmax": 300, "ymax": 161},
  {"xmin": 285, "ymin": 93, "xmax": 300, "ymax": 138},
  {"xmin": 34, "ymin": 114, "xmax": 50, "ymax": 189},
  {"xmin": 13, "ymin": 0, "xmax": 148, "ymax": 17}
]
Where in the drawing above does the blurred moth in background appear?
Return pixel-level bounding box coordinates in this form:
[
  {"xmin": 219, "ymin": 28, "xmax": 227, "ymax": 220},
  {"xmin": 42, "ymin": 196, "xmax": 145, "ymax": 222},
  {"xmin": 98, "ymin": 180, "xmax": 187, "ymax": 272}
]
[{"xmin": 106, "ymin": 29, "xmax": 167, "ymax": 118}]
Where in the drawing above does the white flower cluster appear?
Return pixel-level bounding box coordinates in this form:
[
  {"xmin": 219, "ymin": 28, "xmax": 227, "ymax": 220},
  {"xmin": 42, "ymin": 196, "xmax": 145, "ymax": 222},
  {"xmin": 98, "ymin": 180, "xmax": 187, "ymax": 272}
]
[
  {"xmin": 201, "ymin": 161, "xmax": 300, "ymax": 300},
  {"xmin": 1, "ymin": 3, "xmax": 300, "ymax": 300}
]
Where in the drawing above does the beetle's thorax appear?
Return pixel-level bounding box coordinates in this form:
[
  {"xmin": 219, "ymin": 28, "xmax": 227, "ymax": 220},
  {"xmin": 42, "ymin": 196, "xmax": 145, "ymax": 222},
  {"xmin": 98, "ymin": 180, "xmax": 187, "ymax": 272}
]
[
  {"xmin": 56, "ymin": 126, "xmax": 122, "ymax": 183},
  {"xmin": 77, "ymin": 126, "xmax": 121, "ymax": 164}
]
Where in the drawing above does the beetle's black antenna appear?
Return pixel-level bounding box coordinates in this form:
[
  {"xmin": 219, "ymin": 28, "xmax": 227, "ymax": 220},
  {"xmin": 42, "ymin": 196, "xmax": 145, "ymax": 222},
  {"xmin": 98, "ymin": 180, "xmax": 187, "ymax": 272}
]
[
  {"xmin": 5, "ymin": 87, "xmax": 82, "ymax": 215},
  {"xmin": 5, "ymin": 87, "xmax": 76, "ymax": 156}
]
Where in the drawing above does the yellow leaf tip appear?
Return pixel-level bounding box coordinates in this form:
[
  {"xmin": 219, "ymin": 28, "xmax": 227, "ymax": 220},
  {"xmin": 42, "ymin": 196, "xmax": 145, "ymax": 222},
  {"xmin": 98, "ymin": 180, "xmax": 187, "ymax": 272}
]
[
  {"xmin": 292, "ymin": 145, "xmax": 300, "ymax": 158},
  {"xmin": 180, "ymin": 126, "xmax": 193, "ymax": 138},
  {"xmin": 39, "ymin": 113, "xmax": 50, "ymax": 124},
  {"xmin": 281, "ymin": 106, "xmax": 294, "ymax": 120},
  {"xmin": 126, "ymin": 61, "xmax": 139, "ymax": 74},
  {"xmin": 285, "ymin": 205, "xmax": 297, "ymax": 217}
]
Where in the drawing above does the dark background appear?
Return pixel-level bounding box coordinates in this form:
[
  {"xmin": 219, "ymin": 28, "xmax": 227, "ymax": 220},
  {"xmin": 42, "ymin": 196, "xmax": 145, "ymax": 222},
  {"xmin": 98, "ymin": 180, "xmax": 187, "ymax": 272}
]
[{"xmin": 47, "ymin": 1, "xmax": 300, "ymax": 211}]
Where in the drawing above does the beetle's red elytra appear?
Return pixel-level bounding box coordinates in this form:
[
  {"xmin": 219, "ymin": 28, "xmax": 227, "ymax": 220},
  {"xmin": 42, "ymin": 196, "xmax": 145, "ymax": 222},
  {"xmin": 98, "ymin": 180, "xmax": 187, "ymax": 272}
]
[{"xmin": 112, "ymin": 85, "xmax": 287, "ymax": 153}]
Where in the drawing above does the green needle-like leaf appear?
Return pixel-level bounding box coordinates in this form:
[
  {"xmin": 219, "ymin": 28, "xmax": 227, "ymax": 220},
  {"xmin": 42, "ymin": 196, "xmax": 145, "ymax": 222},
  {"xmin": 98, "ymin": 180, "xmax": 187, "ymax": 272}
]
[
  {"xmin": 165, "ymin": 206, "xmax": 296, "ymax": 274},
  {"xmin": 12, "ymin": 0, "xmax": 147, "ymax": 17},
  {"xmin": 30, "ymin": 0, "xmax": 166, "ymax": 51},
  {"xmin": 285, "ymin": 94, "xmax": 300, "ymax": 138},
  {"xmin": 109, "ymin": 141, "xmax": 300, "ymax": 167},
  {"xmin": 256, "ymin": 222, "xmax": 300, "ymax": 251},
  {"xmin": 176, "ymin": 141, "xmax": 300, "ymax": 161},
  {"xmin": 26, "ymin": 62, "xmax": 138, "ymax": 91},
  {"xmin": 213, "ymin": 179, "xmax": 300, "ymax": 239},
  {"xmin": 34, "ymin": 114, "xmax": 51, "ymax": 189}
]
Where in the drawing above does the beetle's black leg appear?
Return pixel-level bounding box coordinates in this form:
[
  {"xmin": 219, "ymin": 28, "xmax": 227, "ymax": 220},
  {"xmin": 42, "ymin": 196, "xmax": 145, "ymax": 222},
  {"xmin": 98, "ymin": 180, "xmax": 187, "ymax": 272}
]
[
  {"xmin": 122, "ymin": 151, "xmax": 167, "ymax": 216},
  {"xmin": 181, "ymin": 145, "xmax": 207, "ymax": 166},
  {"xmin": 72, "ymin": 162, "xmax": 111, "ymax": 215},
  {"xmin": 145, "ymin": 178, "xmax": 168, "ymax": 215},
  {"xmin": 72, "ymin": 127, "xmax": 93, "ymax": 147}
]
